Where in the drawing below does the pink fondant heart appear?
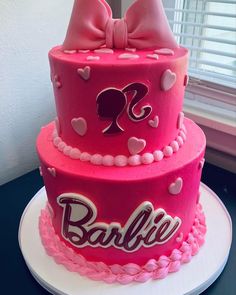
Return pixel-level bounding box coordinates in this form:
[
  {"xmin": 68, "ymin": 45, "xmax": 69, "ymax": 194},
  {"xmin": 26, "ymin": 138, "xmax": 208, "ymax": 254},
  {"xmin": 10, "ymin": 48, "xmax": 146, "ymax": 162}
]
[
  {"xmin": 154, "ymin": 48, "xmax": 174, "ymax": 56},
  {"xmin": 169, "ymin": 177, "xmax": 183, "ymax": 195},
  {"xmin": 128, "ymin": 137, "xmax": 146, "ymax": 155},
  {"xmin": 47, "ymin": 167, "xmax": 56, "ymax": 177},
  {"xmin": 118, "ymin": 53, "xmax": 139, "ymax": 60},
  {"xmin": 176, "ymin": 232, "xmax": 183, "ymax": 243},
  {"xmin": 77, "ymin": 66, "xmax": 91, "ymax": 81},
  {"xmin": 147, "ymin": 54, "xmax": 159, "ymax": 60},
  {"xmin": 149, "ymin": 116, "xmax": 159, "ymax": 128},
  {"xmin": 178, "ymin": 112, "xmax": 184, "ymax": 129},
  {"xmin": 71, "ymin": 118, "xmax": 87, "ymax": 136},
  {"xmin": 161, "ymin": 69, "xmax": 176, "ymax": 91},
  {"xmin": 94, "ymin": 48, "xmax": 114, "ymax": 54},
  {"xmin": 86, "ymin": 56, "xmax": 100, "ymax": 61},
  {"xmin": 78, "ymin": 49, "xmax": 90, "ymax": 53}
]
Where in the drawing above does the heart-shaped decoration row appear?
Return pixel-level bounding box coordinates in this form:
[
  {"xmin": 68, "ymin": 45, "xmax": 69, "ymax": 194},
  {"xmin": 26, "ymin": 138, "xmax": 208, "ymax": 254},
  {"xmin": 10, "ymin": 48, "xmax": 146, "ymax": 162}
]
[
  {"xmin": 161, "ymin": 69, "xmax": 176, "ymax": 91},
  {"xmin": 169, "ymin": 177, "xmax": 183, "ymax": 195},
  {"xmin": 71, "ymin": 117, "xmax": 88, "ymax": 136},
  {"xmin": 128, "ymin": 137, "xmax": 146, "ymax": 155}
]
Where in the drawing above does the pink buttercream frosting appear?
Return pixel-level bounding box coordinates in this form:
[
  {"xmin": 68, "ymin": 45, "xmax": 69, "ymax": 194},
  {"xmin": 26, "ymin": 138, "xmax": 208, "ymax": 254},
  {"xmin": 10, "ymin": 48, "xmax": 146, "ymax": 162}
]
[{"xmin": 39, "ymin": 202, "xmax": 206, "ymax": 284}]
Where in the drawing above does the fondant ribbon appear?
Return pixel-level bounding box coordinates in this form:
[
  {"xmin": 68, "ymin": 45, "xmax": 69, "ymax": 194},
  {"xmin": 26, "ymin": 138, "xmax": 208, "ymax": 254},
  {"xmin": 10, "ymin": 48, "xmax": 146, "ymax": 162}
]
[{"xmin": 62, "ymin": 0, "xmax": 178, "ymax": 50}]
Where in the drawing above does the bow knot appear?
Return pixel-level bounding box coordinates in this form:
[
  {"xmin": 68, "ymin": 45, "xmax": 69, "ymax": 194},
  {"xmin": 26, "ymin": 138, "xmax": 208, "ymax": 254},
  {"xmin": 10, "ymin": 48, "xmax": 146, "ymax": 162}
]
[
  {"xmin": 106, "ymin": 18, "xmax": 128, "ymax": 49},
  {"xmin": 63, "ymin": 0, "xmax": 178, "ymax": 50}
]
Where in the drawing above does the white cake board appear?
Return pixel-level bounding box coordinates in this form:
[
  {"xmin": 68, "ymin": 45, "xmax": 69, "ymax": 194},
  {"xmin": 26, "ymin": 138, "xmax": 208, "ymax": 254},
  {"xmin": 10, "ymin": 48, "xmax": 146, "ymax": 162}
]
[{"xmin": 19, "ymin": 183, "xmax": 232, "ymax": 295}]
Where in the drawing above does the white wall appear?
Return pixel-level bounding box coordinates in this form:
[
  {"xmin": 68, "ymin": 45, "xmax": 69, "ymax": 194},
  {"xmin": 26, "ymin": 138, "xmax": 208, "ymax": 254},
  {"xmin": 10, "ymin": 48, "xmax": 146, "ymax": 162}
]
[{"xmin": 0, "ymin": 0, "xmax": 73, "ymax": 185}]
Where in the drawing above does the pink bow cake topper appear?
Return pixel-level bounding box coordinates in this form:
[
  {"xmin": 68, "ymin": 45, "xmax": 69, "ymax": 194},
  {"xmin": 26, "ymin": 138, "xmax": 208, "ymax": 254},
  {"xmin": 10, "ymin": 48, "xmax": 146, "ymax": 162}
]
[{"xmin": 62, "ymin": 0, "xmax": 179, "ymax": 50}]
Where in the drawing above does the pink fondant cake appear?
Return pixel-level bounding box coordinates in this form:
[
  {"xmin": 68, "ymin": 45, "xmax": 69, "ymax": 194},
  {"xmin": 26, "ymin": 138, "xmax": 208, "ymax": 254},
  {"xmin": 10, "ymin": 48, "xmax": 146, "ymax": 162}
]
[{"xmin": 37, "ymin": 0, "xmax": 207, "ymax": 284}]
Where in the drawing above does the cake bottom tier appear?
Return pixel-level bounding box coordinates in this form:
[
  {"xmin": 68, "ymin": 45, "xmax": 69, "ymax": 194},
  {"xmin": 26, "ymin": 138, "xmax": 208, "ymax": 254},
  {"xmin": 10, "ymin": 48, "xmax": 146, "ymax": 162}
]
[{"xmin": 37, "ymin": 118, "xmax": 206, "ymax": 273}]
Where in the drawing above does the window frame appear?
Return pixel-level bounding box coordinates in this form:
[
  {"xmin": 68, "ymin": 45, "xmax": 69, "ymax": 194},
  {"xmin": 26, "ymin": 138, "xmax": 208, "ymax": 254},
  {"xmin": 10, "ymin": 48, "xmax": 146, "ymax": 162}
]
[{"xmin": 119, "ymin": 0, "xmax": 236, "ymax": 171}]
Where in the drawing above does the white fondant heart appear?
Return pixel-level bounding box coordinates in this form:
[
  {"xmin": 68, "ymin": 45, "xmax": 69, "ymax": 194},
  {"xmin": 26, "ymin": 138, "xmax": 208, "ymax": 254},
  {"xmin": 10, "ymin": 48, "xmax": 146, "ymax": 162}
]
[
  {"xmin": 154, "ymin": 48, "xmax": 174, "ymax": 56},
  {"xmin": 147, "ymin": 54, "xmax": 159, "ymax": 60},
  {"xmin": 71, "ymin": 118, "xmax": 87, "ymax": 136},
  {"xmin": 118, "ymin": 53, "xmax": 139, "ymax": 60},
  {"xmin": 87, "ymin": 56, "xmax": 100, "ymax": 61},
  {"xmin": 47, "ymin": 167, "xmax": 56, "ymax": 177},
  {"xmin": 64, "ymin": 50, "xmax": 77, "ymax": 54},
  {"xmin": 169, "ymin": 177, "xmax": 183, "ymax": 195},
  {"xmin": 128, "ymin": 137, "xmax": 146, "ymax": 155},
  {"xmin": 149, "ymin": 116, "xmax": 159, "ymax": 128},
  {"xmin": 77, "ymin": 66, "xmax": 91, "ymax": 81},
  {"xmin": 178, "ymin": 112, "xmax": 184, "ymax": 129},
  {"xmin": 78, "ymin": 49, "xmax": 90, "ymax": 53},
  {"xmin": 161, "ymin": 69, "xmax": 176, "ymax": 91},
  {"xmin": 94, "ymin": 48, "xmax": 114, "ymax": 54}
]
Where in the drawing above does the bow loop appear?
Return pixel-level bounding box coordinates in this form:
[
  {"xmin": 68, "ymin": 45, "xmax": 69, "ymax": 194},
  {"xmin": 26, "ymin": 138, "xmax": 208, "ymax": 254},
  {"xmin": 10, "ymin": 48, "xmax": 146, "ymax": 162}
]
[{"xmin": 62, "ymin": 0, "xmax": 178, "ymax": 50}]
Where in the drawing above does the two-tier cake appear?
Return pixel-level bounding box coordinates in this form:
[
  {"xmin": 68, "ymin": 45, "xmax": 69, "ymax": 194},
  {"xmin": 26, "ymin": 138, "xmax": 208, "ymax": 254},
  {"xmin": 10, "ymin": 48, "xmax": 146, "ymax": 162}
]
[{"xmin": 37, "ymin": 0, "xmax": 206, "ymax": 284}]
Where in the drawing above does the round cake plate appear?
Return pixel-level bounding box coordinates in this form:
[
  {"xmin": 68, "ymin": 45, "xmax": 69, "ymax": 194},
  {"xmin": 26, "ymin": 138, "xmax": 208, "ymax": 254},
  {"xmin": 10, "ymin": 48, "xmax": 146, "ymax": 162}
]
[{"xmin": 18, "ymin": 183, "xmax": 232, "ymax": 295}]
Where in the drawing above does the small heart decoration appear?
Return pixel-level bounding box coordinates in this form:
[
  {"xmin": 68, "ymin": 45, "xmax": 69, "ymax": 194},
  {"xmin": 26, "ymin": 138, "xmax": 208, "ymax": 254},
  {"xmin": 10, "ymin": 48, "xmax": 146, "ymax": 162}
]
[
  {"xmin": 161, "ymin": 69, "xmax": 176, "ymax": 91},
  {"xmin": 94, "ymin": 48, "xmax": 114, "ymax": 54},
  {"xmin": 47, "ymin": 167, "xmax": 56, "ymax": 177},
  {"xmin": 86, "ymin": 56, "xmax": 100, "ymax": 61},
  {"xmin": 78, "ymin": 49, "xmax": 90, "ymax": 53},
  {"xmin": 149, "ymin": 116, "xmax": 159, "ymax": 128},
  {"xmin": 53, "ymin": 75, "xmax": 62, "ymax": 89},
  {"xmin": 169, "ymin": 177, "xmax": 183, "ymax": 195},
  {"xmin": 154, "ymin": 48, "xmax": 174, "ymax": 56},
  {"xmin": 71, "ymin": 117, "xmax": 87, "ymax": 136},
  {"xmin": 128, "ymin": 137, "xmax": 146, "ymax": 155},
  {"xmin": 176, "ymin": 232, "xmax": 183, "ymax": 243},
  {"xmin": 147, "ymin": 54, "xmax": 159, "ymax": 60},
  {"xmin": 118, "ymin": 53, "xmax": 139, "ymax": 60},
  {"xmin": 178, "ymin": 112, "xmax": 185, "ymax": 129},
  {"xmin": 77, "ymin": 66, "xmax": 91, "ymax": 81}
]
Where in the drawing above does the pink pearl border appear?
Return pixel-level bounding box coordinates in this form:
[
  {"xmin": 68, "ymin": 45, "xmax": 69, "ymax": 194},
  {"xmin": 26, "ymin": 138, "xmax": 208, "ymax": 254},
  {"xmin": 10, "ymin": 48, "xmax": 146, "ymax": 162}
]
[
  {"xmin": 52, "ymin": 126, "xmax": 187, "ymax": 167},
  {"xmin": 39, "ymin": 203, "xmax": 206, "ymax": 284}
]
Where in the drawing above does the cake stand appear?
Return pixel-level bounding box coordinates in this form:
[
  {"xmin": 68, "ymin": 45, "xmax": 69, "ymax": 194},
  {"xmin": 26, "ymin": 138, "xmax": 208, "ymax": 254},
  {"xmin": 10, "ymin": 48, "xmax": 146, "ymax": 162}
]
[{"xmin": 18, "ymin": 183, "xmax": 232, "ymax": 295}]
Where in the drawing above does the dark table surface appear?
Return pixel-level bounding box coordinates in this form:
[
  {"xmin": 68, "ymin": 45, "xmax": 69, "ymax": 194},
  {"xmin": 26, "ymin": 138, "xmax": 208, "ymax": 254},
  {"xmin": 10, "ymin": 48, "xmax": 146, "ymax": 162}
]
[{"xmin": 1, "ymin": 162, "xmax": 235, "ymax": 295}]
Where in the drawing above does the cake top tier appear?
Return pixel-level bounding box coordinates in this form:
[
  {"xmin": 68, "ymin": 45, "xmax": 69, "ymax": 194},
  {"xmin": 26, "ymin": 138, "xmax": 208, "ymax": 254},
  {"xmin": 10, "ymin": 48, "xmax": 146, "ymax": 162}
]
[
  {"xmin": 49, "ymin": 46, "xmax": 188, "ymax": 166},
  {"xmin": 63, "ymin": 0, "xmax": 178, "ymax": 51}
]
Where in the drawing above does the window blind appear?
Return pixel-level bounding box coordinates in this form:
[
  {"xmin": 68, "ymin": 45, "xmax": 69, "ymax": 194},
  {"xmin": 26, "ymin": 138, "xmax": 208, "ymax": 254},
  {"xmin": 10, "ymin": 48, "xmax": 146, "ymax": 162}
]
[{"xmin": 165, "ymin": 0, "xmax": 236, "ymax": 89}]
